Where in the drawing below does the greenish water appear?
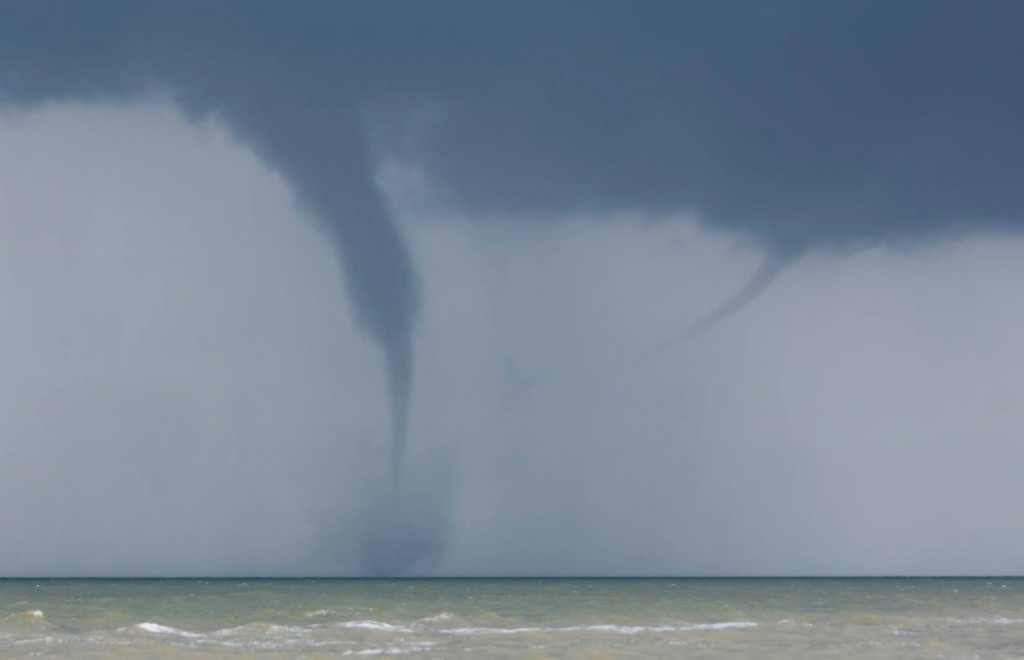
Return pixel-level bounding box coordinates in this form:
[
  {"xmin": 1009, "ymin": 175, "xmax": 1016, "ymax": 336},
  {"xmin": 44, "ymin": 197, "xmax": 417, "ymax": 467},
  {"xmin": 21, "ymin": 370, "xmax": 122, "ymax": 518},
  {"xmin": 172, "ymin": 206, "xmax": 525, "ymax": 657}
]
[{"xmin": 2, "ymin": 578, "xmax": 1023, "ymax": 657}]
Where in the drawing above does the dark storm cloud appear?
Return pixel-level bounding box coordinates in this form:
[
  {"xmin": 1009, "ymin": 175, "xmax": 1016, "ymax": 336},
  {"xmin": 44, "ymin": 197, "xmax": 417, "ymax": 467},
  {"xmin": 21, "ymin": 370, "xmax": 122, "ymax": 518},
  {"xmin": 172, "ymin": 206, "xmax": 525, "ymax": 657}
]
[
  {"xmin": 3, "ymin": 0, "xmax": 1024, "ymax": 573},
  {"xmin": 6, "ymin": 1, "xmax": 1024, "ymax": 240}
]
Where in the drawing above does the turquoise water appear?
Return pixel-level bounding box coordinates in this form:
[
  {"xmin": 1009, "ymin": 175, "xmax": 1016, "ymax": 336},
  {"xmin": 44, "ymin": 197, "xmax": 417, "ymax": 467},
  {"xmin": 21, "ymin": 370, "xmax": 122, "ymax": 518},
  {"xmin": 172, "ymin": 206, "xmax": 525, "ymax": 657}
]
[{"xmin": 2, "ymin": 578, "xmax": 1023, "ymax": 657}]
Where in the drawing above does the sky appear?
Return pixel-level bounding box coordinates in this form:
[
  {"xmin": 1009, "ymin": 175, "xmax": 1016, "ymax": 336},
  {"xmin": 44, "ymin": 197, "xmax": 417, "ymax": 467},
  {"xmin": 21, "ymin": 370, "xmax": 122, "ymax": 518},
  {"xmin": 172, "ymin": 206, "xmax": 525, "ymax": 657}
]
[{"xmin": 1, "ymin": 1, "xmax": 1024, "ymax": 576}]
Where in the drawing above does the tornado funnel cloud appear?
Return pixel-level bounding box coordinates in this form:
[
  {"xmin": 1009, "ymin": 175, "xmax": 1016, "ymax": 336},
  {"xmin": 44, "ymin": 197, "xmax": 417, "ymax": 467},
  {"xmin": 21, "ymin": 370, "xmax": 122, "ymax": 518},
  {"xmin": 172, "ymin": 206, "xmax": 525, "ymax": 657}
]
[
  {"xmin": 386, "ymin": 337, "xmax": 413, "ymax": 489},
  {"xmin": 643, "ymin": 248, "xmax": 797, "ymax": 360},
  {"xmin": 225, "ymin": 103, "xmax": 419, "ymax": 492}
]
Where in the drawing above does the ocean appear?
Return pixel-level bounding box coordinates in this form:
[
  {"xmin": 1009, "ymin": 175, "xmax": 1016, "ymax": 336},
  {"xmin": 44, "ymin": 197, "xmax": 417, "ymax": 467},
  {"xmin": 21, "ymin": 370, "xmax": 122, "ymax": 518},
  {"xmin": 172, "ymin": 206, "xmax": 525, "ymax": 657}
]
[{"xmin": 1, "ymin": 578, "xmax": 1022, "ymax": 657}]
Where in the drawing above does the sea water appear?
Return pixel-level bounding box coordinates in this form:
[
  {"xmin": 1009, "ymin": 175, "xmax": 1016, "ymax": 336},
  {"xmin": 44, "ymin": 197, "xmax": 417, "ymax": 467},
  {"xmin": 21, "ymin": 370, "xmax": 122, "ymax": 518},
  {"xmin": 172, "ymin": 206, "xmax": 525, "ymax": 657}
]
[{"xmin": 2, "ymin": 578, "xmax": 1022, "ymax": 657}]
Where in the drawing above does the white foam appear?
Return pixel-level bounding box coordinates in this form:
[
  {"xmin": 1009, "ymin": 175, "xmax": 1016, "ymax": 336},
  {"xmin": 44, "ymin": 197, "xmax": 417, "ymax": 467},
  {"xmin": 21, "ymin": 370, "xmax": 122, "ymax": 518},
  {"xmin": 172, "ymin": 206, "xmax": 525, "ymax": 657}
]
[
  {"xmin": 337, "ymin": 620, "xmax": 416, "ymax": 633},
  {"xmin": 208, "ymin": 623, "xmax": 312, "ymax": 637},
  {"xmin": 344, "ymin": 643, "xmax": 436, "ymax": 656},
  {"xmin": 947, "ymin": 617, "xmax": 1024, "ymax": 626},
  {"xmin": 12, "ymin": 636, "xmax": 57, "ymax": 645},
  {"xmin": 7, "ymin": 610, "xmax": 46, "ymax": 621},
  {"xmin": 130, "ymin": 622, "xmax": 202, "ymax": 638},
  {"xmin": 682, "ymin": 622, "xmax": 758, "ymax": 631},
  {"xmin": 570, "ymin": 625, "xmax": 679, "ymax": 634},
  {"xmin": 440, "ymin": 621, "xmax": 757, "ymax": 635},
  {"xmin": 420, "ymin": 611, "xmax": 454, "ymax": 622},
  {"xmin": 441, "ymin": 626, "xmax": 544, "ymax": 635}
]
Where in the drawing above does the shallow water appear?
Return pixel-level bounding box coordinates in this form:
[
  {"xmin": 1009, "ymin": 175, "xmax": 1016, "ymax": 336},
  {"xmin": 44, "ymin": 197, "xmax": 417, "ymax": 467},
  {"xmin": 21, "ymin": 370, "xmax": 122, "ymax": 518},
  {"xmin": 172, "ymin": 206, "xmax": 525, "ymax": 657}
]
[{"xmin": 2, "ymin": 578, "xmax": 1023, "ymax": 657}]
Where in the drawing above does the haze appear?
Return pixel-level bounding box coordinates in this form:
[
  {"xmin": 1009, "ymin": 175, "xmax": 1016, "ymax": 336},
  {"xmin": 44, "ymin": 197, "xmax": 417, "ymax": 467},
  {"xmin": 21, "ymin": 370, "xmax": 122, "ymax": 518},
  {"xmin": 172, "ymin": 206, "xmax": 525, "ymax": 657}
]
[{"xmin": 2, "ymin": 1, "xmax": 1023, "ymax": 576}]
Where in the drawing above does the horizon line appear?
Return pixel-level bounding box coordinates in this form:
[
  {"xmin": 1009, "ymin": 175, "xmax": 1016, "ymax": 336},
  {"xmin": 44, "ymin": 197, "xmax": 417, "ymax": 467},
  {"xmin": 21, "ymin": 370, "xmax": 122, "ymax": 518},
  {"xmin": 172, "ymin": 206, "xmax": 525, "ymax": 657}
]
[{"xmin": 2, "ymin": 575, "xmax": 1022, "ymax": 580}]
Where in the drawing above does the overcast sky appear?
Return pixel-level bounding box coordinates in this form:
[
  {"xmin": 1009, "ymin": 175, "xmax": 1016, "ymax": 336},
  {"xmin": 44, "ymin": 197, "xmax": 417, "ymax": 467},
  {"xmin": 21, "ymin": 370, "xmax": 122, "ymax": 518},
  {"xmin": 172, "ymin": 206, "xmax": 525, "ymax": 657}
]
[{"xmin": 2, "ymin": 2, "xmax": 1024, "ymax": 576}]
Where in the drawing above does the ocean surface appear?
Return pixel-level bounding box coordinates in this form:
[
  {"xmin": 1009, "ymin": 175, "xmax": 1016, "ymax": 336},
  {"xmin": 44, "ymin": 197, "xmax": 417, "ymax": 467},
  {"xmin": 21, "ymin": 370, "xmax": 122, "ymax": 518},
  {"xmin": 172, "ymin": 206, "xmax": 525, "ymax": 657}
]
[{"xmin": 2, "ymin": 578, "xmax": 1023, "ymax": 657}]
